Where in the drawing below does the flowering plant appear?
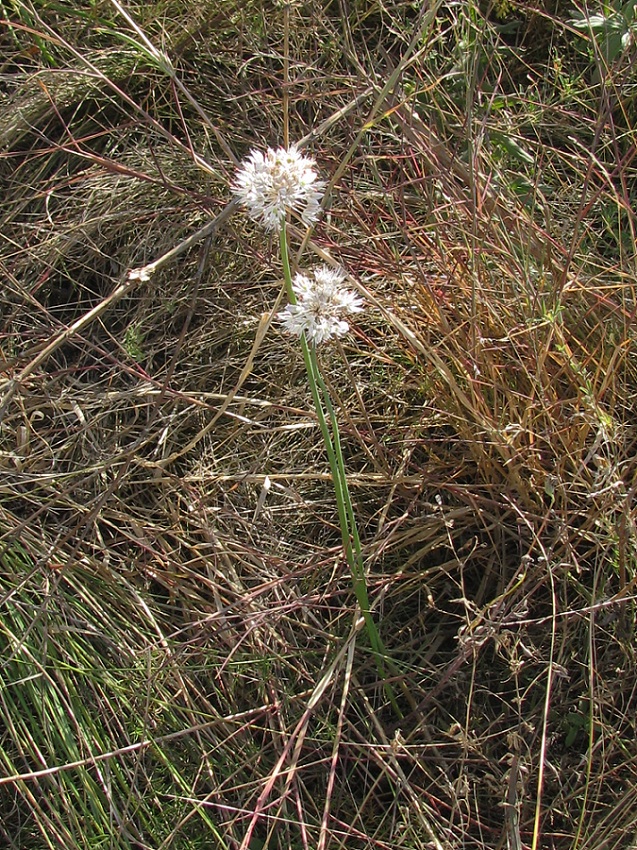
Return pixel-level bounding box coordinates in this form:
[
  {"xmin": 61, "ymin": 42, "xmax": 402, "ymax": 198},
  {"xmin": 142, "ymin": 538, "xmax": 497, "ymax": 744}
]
[{"xmin": 234, "ymin": 145, "xmax": 396, "ymax": 709}]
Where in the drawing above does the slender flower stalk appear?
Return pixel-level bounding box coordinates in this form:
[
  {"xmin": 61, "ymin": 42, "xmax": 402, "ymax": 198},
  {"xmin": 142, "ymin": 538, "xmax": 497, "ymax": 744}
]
[{"xmin": 278, "ymin": 226, "xmax": 399, "ymax": 713}]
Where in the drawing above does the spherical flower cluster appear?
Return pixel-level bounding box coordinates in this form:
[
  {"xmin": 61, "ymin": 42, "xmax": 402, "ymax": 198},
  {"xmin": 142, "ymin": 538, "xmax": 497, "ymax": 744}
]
[
  {"xmin": 233, "ymin": 146, "xmax": 325, "ymax": 231},
  {"xmin": 278, "ymin": 266, "xmax": 363, "ymax": 346}
]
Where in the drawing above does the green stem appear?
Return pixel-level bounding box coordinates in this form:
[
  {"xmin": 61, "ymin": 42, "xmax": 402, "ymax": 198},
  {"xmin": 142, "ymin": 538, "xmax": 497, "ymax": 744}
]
[
  {"xmin": 310, "ymin": 358, "xmax": 370, "ymax": 612},
  {"xmin": 279, "ymin": 224, "xmax": 400, "ymax": 715}
]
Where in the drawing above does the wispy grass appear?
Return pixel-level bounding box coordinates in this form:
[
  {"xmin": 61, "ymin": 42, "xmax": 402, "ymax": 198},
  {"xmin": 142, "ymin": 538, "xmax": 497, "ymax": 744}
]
[{"xmin": 1, "ymin": 1, "xmax": 636, "ymax": 848}]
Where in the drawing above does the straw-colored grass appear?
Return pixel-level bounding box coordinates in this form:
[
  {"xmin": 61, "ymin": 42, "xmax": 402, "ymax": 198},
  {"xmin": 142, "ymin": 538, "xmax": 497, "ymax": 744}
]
[{"xmin": 1, "ymin": 1, "xmax": 636, "ymax": 848}]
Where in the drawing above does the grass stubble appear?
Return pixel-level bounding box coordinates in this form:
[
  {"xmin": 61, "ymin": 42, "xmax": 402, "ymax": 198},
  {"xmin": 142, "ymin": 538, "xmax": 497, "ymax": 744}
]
[{"xmin": 0, "ymin": 1, "xmax": 636, "ymax": 848}]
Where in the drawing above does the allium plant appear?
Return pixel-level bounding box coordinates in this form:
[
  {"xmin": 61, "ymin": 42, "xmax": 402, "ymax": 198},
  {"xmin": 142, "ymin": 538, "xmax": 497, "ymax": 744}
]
[{"xmin": 235, "ymin": 145, "xmax": 396, "ymax": 706}]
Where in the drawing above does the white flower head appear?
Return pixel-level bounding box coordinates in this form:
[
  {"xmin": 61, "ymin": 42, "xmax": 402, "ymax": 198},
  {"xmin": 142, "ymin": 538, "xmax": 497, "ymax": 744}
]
[
  {"xmin": 233, "ymin": 146, "xmax": 325, "ymax": 231},
  {"xmin": 278, "ymin": 266, "xmax": 363, "ymax": 346}
]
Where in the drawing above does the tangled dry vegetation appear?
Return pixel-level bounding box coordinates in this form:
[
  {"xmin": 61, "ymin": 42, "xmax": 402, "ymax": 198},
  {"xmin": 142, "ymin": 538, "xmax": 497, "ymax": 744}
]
[{"xmin": 1, "ymin": 1, "xmax": 636, "ymax": 848}]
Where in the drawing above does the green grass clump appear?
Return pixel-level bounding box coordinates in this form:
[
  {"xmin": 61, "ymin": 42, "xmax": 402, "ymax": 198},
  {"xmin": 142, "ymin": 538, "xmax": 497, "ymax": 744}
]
[{"xmin": 1, "ymin": 1, "xmax": 636, "ymax": 848}]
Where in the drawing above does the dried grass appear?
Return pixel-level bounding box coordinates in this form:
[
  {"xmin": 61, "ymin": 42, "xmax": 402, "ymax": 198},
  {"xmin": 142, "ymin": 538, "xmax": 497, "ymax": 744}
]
[{"xmin": 1, "ymin": 1, "xmax": 636, "ymax": 848}]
